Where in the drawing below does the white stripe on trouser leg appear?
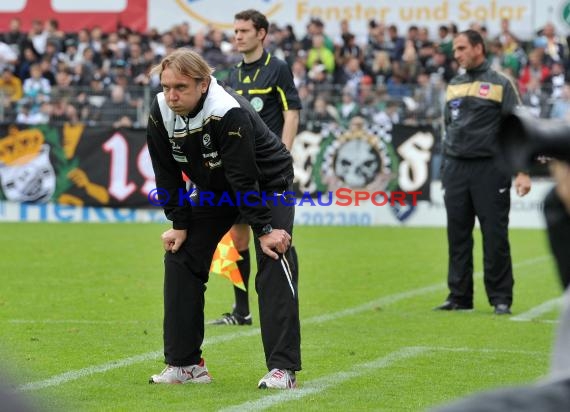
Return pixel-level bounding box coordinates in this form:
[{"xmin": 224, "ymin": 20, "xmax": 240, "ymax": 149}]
[{"xmin": 280, "ymin": 255, "xmax": 295, "ymax": 298}]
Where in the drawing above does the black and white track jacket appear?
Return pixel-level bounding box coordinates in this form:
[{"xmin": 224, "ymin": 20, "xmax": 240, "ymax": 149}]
[{"xmin": 146, "ymin": 77, "xmax": 293, "ymax": 235}]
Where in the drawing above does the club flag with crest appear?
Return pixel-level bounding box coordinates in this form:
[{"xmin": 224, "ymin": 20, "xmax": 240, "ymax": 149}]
[{"xmin": 209, "ymin": 233, "xmax": 245, "ymax": 291}]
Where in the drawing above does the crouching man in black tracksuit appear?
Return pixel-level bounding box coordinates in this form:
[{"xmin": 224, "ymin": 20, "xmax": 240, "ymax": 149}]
[
  {"xmin": 434, "ymin": 30, "xmax": 532, "ymax": 315},
  {"xmin": 146, "ymin": 48, "xmax": 300, "ymax": 389}
]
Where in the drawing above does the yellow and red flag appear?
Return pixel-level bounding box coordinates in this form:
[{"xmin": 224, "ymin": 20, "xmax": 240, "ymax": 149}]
[{"xmin": 209, "ymin": 233, "xmax": 245, "ymax": 291}]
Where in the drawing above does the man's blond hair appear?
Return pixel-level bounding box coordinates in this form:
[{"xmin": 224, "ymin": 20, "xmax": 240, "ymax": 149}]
[{"xmin": 150, "ymin": 48, "xmax": 214, "ymax": 80}]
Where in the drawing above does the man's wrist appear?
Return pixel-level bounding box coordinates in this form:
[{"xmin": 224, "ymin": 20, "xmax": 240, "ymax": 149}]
[{"xmin": 256, "ymin": 224, "xmax": 273, "ymax": 237}]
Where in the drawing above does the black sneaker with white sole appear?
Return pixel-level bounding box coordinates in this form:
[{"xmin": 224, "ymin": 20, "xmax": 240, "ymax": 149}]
[{"xmin": 209, "ymin": 312, "xmax": 252, "ymax": 325}]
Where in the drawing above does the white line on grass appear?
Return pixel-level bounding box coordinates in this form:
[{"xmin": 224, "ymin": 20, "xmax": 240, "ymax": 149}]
[
  {"xmin": 8, "ymin": 320, "xmax": 152, "ymax": 325},
  {"xmin": 17, "ymin": 255, "xmax": 550, "ymax": 392},
  {"xmin": 220, "ymin": 346, "xmax": 546, "ymax": 412},
  {"xmin": 511, "ymin": 297, "xmax": 563, "ymax": 323},
  {"xmin": 17, "ymin": 329, "xmax": 260, "ymax": 392}
]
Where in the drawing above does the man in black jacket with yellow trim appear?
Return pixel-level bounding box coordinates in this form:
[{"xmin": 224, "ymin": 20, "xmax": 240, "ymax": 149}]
[
  {"xmin": 211, "ymin": 9, "xmax": 302, "ymax": 327},
  {"xmin": 434, "ymin": 29, "xmax": 531, "ymax": 315}
]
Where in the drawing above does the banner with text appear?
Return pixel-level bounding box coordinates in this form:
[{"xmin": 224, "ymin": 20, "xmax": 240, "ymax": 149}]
[{"xmin": 0, "ymin": 122, "xmax": 435, "ymax": 208}]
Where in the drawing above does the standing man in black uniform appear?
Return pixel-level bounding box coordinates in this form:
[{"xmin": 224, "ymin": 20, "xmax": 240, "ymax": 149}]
[
  {"xmin": 434, "ymin": 30, "xmax": 531, "ymax": 315},
  {"xmin": 211, "ymin": 9, "xmax": 302, "ymax": 326},
  {"xmin": 146, "ymin": 48, "xmax": 300, "ymax": 389}
]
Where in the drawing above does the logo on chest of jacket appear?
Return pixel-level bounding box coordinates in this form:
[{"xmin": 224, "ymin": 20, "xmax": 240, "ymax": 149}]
[
  {"xmin": 202, "ymin": 134, "xmax": 212, "ymax": 149},
  {"xmin": 250, "ymin": 96, "xmax": 264, "ymax": 112},
  {"xmin": 450, "ymin": 99, "xmax": 462, "ymax": 121},
  {"xmin": 478, "ymin": 82, "xmax": 491, "ymax": 97}
]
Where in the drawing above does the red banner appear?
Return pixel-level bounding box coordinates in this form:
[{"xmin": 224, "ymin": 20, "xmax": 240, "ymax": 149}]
[{"xmin": 0, "ymin": 0, "xmax": 147, "ymax": 33}]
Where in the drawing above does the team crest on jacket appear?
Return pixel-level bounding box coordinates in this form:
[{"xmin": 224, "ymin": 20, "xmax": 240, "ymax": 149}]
[
  {"xmin": 478, "ymin": 82, "xmax": 491, "ymax": 97},
  {"xmin": 250, "ymin": 97, "xmax": 264, "ymax": 112},
  {"xmin": 202, "ymin": 134, "xmax": 212, "ymax": 149}
]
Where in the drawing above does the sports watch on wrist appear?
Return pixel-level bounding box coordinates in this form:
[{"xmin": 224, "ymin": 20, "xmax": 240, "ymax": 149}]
[{"xmin": 258, "ymin": 224, "xmax": 273, "ymax": 237}]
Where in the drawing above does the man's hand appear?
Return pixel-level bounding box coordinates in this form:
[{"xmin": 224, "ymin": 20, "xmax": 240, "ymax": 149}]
[
  {"xmin": 161, "ymin": 228, "xmax": 187, "ymax": 253},
  {"xmin": 259, "ymin": 229, "xmax": 291, "ymax": 260},
  {"xmin": 514, "ymin": 172, "xmax": 531, "ymax": 197}
]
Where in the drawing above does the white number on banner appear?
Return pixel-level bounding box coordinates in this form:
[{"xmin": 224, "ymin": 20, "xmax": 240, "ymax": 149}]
[
  {"xmin": 102, "ymin": 133, "xmax": 137, "ymax": 201},
  {"xmin": 397, "ymin": 132, "xmax": 434, "ymax": 192},
  {"xmin": 137, "ymin": 143, "xmax": 156, "ymax": 197}
]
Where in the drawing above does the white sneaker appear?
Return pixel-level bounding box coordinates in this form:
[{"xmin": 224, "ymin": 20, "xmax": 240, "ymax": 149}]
[
  {"xmin": 258, "ymin": 368, "xmax": 297, "ymax": 389},
  {"xmin": 149, "ymin": 358, "xmax": 212, "ymax": 384}
]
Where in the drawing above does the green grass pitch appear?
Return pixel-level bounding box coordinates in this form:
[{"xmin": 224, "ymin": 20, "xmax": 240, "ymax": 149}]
[{"xmin": 0, "ymin": 223, "xmax": 562, "ymax": 411}]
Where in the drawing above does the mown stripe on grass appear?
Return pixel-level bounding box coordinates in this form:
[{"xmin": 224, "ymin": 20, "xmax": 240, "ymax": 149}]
[
  {"xmin": 17, "ymin": 255, "xmax": 549, "ymax": 392},
  {"xmin": 220, "ymin": 346, "xmax": 546, "ymax": 411}
]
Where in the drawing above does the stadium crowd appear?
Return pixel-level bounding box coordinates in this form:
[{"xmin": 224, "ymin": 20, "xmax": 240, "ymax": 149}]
[{"xmin": 0, "ymin": 16, "xmax": 569, "ymax": 130}]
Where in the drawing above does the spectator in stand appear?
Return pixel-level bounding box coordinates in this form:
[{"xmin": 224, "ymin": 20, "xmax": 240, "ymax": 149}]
[
  {"xmin": 385, "ymin": 68, "xmax": 411, "ymax": 98},
  {"xmin": 540, "ymin": 22, "xmax": 565, "ymax": 67},
  {"xmin": 400, "ymin": 39, "xmax": 421, "ymax": 83},
  {"xmin": 549, "ymin": 82, "xmax": 570, "ymax": 119},
  {"xmin": 76, "ymin": 29, "xmax": 92, "ymax": 59},
  {"xmin": 59, "ymin": 39, "xmax": 81, "ymax": 69},
  {"xmin": 332, "ymin": 88, "xmax": 361, "ymax": 126},
  {"xmin": 16, "ymin": 101, "xmax": 51, "ymax": 124},
  {"xmin": 44, "ymin": 19, "xmax": 65, "ymax": 54},
  {"xmin": 495, "ymin": 18, "xmax": 519, "ymax": 47},
  {"xmin": 487, "ymin": 39, "xmax": 505, "ymax": 72},
  {"xmin": 0, "ymin": 40, "xmax": 18, "ymax": 72},
  {"xmin": 369, "ymin": 50, "xmax": 393, "ymax": 85},
  {"xmin": 18, "ymin": 46, "xmax": 41, "ymax": 80},
  {"xmin": 0, "ymin": 67, "xmax": 22, "ymax": 119},
  {"xmin": 22, "ymin": 63, "xmax": 51, "ymax": 111},
  {"xmin": 202, "ymin": 28, "xmax": 230, "ymax": 69},
  {"xmin": 519, "ymin": 48, "xmax": 551, "ymax": 95},
  {"xmin": 385, "ymin": 24, "xmax": 406, "ymax": 62},
  {"xmin": 337, "ymin": 55, "xmax": 365, "ymax": 94},
  {"xmin": 190, "ymin": 30, "xmax": 207, "ymax": 55},
  {"xmin": 126, "ymin": 42, "xmax": 148, "ymax": 80},
  {"xmin": 300, "ymin": 18, "xmax": 334, "ymax": 53},
  {"xmin": 414, "ymin": 70, "xmax": 445, "ymax": 123},
  {"xmin": 334, "ymin": 19, "xmax": 353, "ymax": 48},
  {"xmin": 43, "ymin": 39, "xmax": 61, "ymax": 69},
  {"xmin": 425, "ymin": 48, "xmax": 455, "ymax": 84},
  {"xmin": 71, "ymin": 60, "xmax": 94, "ymax": 87},
  {"xmin": 39, "ymin": 57, "xmax": 56, "ymax": 86},
  {"xmin": 96, "ymin": 84, "xmax": 137, "ymax": 128},
  {"xmin": 417, "ymin": 26, "xmax": 435, "ymax": 68},
  {"xmin": 155, "ymin": 31, "xmax": 176, "ymax": 58},
  {"xmin": 305, "ymin": 94, "xmax": 337, "ymax": 132},
  {"xmin": 547, "ymin": 61, "xmax": 566, "ymax": 100},
  {"xmin": 28, "ymin": 19, "xmax": 48, "ymax": 56},
  {"xmin": 89, "ymin": 26, "xmax": 104, "ymax": 55},
  {"xmin": 334, "ymin": 33, "xmax": 364, "ymax": 84},
  {"xmin": 2, "ymin": 18, "xmax": 26, "ymax": 58},
  {"xmin": 306, "ymin": 34, "xmax": 335, "ymax": 76},
  {"xmin": 364, "ymin": 20, "xmax": 387, "ymax": 73},
  {"xmin": 291, "ymin": 57, "xmax": 308, "ymax": 89},
  {"xmin": 501, "ymin": 32, "xmax": 527, "ymax": 77},
  {"xmin": 521, "ymin": 77, "xmax": 548, "ymax": 118},
  {"xmin": 279, "ymin": 24, "xmax": 299, "ymax": 66},
  {"xmin": 335, "ymin": 30, "xmax": 363, "ymax": 67},
  {"xmin": 172, "ymin": 22, "xmax": 193, "ymax": 48},
  {"xmin": 406, "ymin": 25, "xmax": 419, "ymax": 48},
  {"xmin": 436, "ymin": 25, "xmax": 454, "ymax": 61},
  {"xmin": 306, "ymin": 61, "xmax": 332, "ymax": 95},
  {"xmin": 103, "ymin": 32, "xmax": 123, "ymax": 63}
]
